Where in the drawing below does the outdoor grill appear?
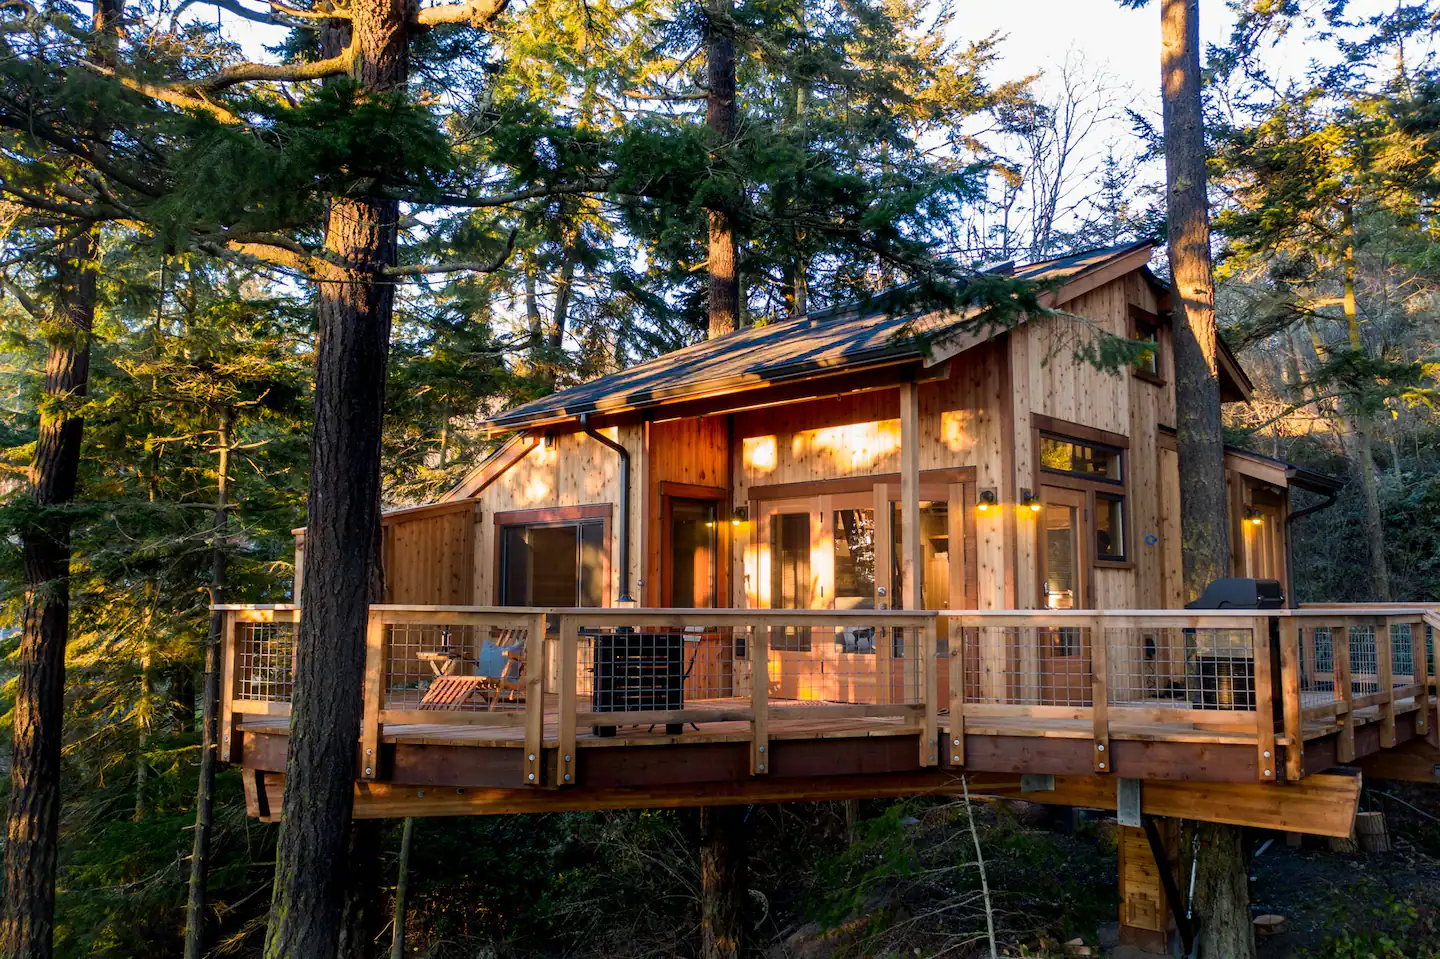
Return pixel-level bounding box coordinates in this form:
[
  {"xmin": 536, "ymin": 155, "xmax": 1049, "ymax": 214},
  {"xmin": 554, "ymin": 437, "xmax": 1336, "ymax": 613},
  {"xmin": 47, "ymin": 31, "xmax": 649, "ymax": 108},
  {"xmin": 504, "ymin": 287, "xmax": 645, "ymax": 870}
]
[
  {"xmin": 590, "ymin": 629, "xmax": 685, "ymax": 736},
  {"xmin": 1185, "ymin": 577, "xmax": 1285, "ymax": 711}
]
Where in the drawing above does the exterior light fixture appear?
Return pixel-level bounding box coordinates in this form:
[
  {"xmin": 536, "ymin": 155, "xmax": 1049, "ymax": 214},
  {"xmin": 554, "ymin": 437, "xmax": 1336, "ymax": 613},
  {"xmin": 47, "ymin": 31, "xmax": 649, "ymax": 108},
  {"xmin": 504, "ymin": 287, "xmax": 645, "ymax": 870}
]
[
  {"xmin": 976, "ymin": 489, "xmax": 998, "ymax": 514},
  {"xmin": 1020, "ymin": 489, "xmax": 1042, "ymax": 514},
  {"xmin": 732, "ymin": 505, "xmax": 749, "ymax": 527},
  {"xmin": 1244, "ymin": 508, "xmax": 1264, "ymax": 527}
]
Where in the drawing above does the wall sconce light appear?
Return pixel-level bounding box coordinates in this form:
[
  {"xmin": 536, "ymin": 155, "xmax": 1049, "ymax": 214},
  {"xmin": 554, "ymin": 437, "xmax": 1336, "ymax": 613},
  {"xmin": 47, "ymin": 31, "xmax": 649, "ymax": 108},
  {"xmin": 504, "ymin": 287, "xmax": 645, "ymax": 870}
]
[
  {"xmin": 1020, "ymin": 489, "xmax": 1042, "ymax": 514},
  {"xmin": 1244, "ymin": 507, "xmax": 1264, "ymax": 527},
  {"xmin": 543, "ymin": 431, "xmax": 555, "ymax": 451},
  {"xmin": 731, "ymin": 505, "xmax": 749, "ymax": 527},
  {"xmin": 976, "ymin": 489, "xmax": 998, "ymax": 514}
]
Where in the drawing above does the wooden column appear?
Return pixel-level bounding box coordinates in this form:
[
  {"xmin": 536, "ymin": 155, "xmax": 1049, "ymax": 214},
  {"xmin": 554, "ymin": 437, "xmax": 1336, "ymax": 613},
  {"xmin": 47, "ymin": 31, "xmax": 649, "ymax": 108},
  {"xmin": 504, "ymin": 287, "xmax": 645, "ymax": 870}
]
[
  {"xmin": 1118, "ymin": 820, "xmax": 1177, "ymax": 954},
  {"xmin": 1335, "ymin": 624, "xmax": 1355, "ymax": 763},
  {"xmin": 523, "ymin": 612, "xmax": 546, "ymax": 785},
  {"xmin": 1279, "ymin": 616, "xmax": 1303, "ymax": 781},
  {"xmin": 219, "ymin": 610, "xmax": 240, "ymax": 763},
  {"xmin": 1413, "ymin": 619, "xmax": 1429, "ymax": 736},
  {"xmin": 899, "ymin": 380, "xmax": 923, "ymax": 613},
  {"xmin": 751, "ymin": 627, "xmax": 769, "ymax": 775},
  {"xmin": 1253, "ymin": 616, "xmax": 1276, "ymax": 781},
  {"xmin": 360, "ymin": 610, "xmax": 384, "ymax": 779},
  {"xmin": 1379, "ymin": 619, "xmax": 1397, "ymax": 748},
  {"xmin": 557, "ymin": 614, "xmax": 578, "ymax": 785}
]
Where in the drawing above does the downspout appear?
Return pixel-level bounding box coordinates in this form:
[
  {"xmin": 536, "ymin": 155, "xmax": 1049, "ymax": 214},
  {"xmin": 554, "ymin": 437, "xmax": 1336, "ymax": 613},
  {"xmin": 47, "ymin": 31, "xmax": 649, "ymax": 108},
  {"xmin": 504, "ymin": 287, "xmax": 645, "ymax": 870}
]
[
  {"xmin": 580, "ymin": 413, "xmax": 633, "ymax": 604},
  {"xmin": 1284, "ymin": 488, "xmax": 1339, "ymax": 608}
]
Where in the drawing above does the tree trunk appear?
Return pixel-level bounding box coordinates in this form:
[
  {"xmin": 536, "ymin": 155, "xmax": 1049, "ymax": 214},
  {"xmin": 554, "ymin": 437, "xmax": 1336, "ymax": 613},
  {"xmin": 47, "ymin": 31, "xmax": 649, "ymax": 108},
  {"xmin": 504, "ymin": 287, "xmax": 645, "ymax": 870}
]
[
  {"xmin": 263, "ymin": 2, "xmax": 405, "ymax": 953},
  {"xmin": 0, "ymin": 228, "xmax": 96, "ymax": 959},
  {"xmin": 705, "ymin": 0, "xmax": 739, "ymax": 338},
  {"xmin": 699, "ymin": 805, "xmax": 747, "ymax": 959},
  {"xmin": 184, "ymin": 408, "xmax": 232, "ymax": 959},
  {"xmin": 389, "ymin": 818, "xmax": 414, "ymax": 959},
  {"xmin": 1339, "ymin": 206, "xmax": 1390, "ymax": 602},
  {"xmin": 1159, "ymin": 3, "xmax": 1252, "ymax": 957},
  {"xmin": 1161, "ymin": 0, "xmax": 1230, "ymax": 602}
]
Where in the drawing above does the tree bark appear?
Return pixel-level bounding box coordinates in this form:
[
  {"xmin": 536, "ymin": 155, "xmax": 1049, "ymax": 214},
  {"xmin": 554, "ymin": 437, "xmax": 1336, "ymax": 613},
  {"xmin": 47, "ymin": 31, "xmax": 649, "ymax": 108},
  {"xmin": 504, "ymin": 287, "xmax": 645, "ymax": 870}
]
[
  {"xmin": 0, "ymin": 229, "xmax": 96, "ymax": 959},
  {"xmin": 1160, "ymin": 3, "xmax": 1252, "ymax": 957},
  {"xmin": 1339, "ymin": 205, "xmax": 1390, "ymax": 602},
  {"xmin": 263, "ymin": 1, "xmax": 405, "ymax": 953},
  {"xmin": 184, "ymin": 408, "xmax": 232, "ymax": 959},
  {"xmin": 705, "ymin": 0, "xmax": 739, "ymax": 338},
  {"xmin": 699, "ymin": 805, "xmax": 747, "ymax": 959},
  {"xmin": 1162, "ymin": 0, "xmax": 1230, "ymax": 602}
]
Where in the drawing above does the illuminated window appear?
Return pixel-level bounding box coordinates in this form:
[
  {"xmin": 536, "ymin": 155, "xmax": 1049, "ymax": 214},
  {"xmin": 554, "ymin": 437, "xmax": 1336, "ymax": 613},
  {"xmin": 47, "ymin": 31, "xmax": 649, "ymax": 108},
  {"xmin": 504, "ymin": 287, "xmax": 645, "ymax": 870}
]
[
  {"xmin": 1040, "ymin": 434, "xmax": 1123, "ymax": 483},
  {"xmin": 1095, "ymin": 493, "xmax": 1125, "ymax": 561}
]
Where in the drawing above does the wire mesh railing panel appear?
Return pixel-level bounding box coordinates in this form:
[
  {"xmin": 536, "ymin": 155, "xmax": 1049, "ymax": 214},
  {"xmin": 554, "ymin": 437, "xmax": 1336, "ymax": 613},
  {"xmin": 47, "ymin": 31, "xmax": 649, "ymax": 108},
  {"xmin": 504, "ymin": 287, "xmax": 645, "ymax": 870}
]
[
  {"xmin": 235, "ymin": 621, "xmax": 295, "ymax": 703},
  {"xmin": 383, "ymin": 623, "xmax": 527, "ymax": 712},
  {"xmin": 1350, "ymin": 626, "xmax": 1379, "ymax": 696},
  {"xmin": 1298, "ymin": 626, "xmax": 1336, "ymax": 709},
  {"xmin": 1391, "ymin": 624, "xmax": 1415, "ymax": 685},
  {"xmin": 959, "ymin": 626, "xmax": 1095, "ymax": 707},
  {"xmin": 1106, "ymin": 627, "xmax": 1190, "ymax": 707}
]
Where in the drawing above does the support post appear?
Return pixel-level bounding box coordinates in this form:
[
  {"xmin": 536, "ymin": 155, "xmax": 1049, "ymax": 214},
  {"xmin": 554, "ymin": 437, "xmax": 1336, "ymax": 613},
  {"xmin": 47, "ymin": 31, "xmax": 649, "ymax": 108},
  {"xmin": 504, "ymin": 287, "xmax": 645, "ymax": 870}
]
[
  {"xmin": 1413, "ymin": 619, "xmax": 1429, "ymax": 736},
  {"xmin": 557, "ymin": 614, "xmax": 578, "ymax": 785},
  {"xmin": 899, "ymin": 379, "xmax": 922, "ymax": 614},
  {"xmin": 1091, "ymin": 620, "xmax": 1110, "ymax": 772},
  {"xmin": 523, "ymin": 612, "xmax": 546, "ymax": 786},
  {"xmin": 948, "ymin": 618, "xmax": 965, "ymax": 767},
  {"xmin": 1253, "ymin": 616, "xmax": 1276, "ymax": 782},
  {"xmin": 1279, "ymin": 616, "xmax": 1303, "ymax": 781},
  {"xmin": 920, "ymin": 618, "xmax": 938, "ymax": 766},
  {"xmin": 1379, "ymin": 618, "xmax": 1397, "ymax": 748},
  {"xmin": 751, "ymin": 627, "xmax": 769, "ymax": 775},
  {"xmin": 219, "ymin": 610, "xmax": 240, "ymax": 763},
  {"xmin": 360, "ymin": 610, "xmax": 384, "ymax": 780},
  {"xmin": 1336, "ymin": 623, "xmax": 1355, "ymax": 763}
]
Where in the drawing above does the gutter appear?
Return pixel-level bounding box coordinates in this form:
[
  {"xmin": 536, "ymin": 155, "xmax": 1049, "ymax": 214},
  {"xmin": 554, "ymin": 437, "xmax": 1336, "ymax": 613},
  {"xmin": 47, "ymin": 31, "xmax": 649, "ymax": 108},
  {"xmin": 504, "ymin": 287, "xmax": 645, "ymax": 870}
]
[{"xmin": 580, "ymin": 413, "xmax": 634, "ymax": 604}]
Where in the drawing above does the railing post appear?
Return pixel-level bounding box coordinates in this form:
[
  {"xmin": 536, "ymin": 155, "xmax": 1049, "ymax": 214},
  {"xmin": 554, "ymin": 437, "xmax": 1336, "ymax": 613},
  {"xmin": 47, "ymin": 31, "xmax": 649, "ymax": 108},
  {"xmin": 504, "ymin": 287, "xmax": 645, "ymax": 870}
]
[
  {"xmin": 360, "ymin": 608, "xmax": 384, "ymax": 780},
  {"xmin": 751, "ymin": 627, "xmax": 769, "ymax": 775},
  {"xmin": 1414, "ymin": 618, "xmax": 1429, "ymax": 737},
  {"xmin": 1335, "ymin": 623, "xmax": 1355, "ymax": 763},
  {"xmin": 1279, "ymin": 616, "xmax": 1303, "ymax": 781},
  {"xmin": 523, "ymin": 612, "xmax": 547, "ymax": 786},
  {"xmin": 1090, "ymin": 619, "xmax": 1110, "ymax": 773},
  {"xmin": 557, "ymin": 614, "xmax": 578, "ymax": 786},
  {"xmin": 948, "ymin": 618, "xmax": 965, "ymax": 767},
  {"xmin": 1378, "ymin": 618, "xmax": 1397, "ymax": 748},
  {"xmin": 1252, "ymin": 616, "xmax": 1276, "ymax": 782},
  {"xmin": 219, "ymin": 609, "xmax": 240, "ymax": 763},
  {"xmin": 920, "ymin": 618, "xmax": 938, "ymax": 766}
]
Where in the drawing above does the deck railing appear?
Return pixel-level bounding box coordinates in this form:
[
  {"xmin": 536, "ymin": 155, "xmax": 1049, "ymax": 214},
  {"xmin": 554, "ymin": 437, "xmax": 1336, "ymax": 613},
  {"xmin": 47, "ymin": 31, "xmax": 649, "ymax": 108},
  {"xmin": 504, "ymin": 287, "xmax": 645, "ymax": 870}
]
[{"xmin": 216, "ymin": 603, "xmax": 1439, "ymax": 788}]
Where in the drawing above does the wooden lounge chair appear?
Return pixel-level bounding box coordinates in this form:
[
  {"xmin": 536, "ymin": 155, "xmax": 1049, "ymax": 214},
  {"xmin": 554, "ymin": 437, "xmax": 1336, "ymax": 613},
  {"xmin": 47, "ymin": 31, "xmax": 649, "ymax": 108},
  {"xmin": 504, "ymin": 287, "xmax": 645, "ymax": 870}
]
[{"xmin": 417, "ymin": 630, "xmax": 525, "ymax": 711}]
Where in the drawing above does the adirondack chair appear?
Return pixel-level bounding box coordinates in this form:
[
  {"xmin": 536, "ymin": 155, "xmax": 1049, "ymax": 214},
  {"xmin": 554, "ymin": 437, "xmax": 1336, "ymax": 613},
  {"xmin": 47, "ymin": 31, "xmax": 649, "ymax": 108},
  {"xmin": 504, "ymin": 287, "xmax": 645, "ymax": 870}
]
[{"xmin": 417, "ymin": 629, "xmax": 526, "ymax": 711}]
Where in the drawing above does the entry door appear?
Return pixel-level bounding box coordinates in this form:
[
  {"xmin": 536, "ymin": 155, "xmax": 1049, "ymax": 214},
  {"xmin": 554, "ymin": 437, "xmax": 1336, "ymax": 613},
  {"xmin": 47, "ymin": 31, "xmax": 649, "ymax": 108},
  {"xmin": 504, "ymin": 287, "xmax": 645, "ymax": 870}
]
[
  {"xmin": 757, "ymin": 499, "xmax": 820, "ymax": 699},
  {"xmin": 1038, "ymin": 486, "xmax": 1091, "ymax": 704}
]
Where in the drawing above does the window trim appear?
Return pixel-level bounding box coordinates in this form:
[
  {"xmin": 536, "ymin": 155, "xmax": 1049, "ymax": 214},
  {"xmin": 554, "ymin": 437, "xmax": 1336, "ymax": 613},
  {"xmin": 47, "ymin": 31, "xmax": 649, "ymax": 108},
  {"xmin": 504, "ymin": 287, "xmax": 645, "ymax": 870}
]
[
  {"xmin": 1130, "ymin": 305, "xmax": 1165, "ymax": 386},
  {"xmin": 1030, "ymin": 415, "xmax": 1133, "ymax": 570},
  {"xmin": 493, "ymin": 505, "xmax": 613, "ymax": 606}
]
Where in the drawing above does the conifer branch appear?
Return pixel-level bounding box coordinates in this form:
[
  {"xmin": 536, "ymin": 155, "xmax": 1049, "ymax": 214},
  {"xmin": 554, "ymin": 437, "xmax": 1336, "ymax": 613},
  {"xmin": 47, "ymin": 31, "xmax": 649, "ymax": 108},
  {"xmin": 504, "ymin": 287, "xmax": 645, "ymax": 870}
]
[
  {"xmin": 79, "ymin": 61, "xmax": 244, "ymax": 123},
  {"xmin": 171, "ymin": 0, "xmax": 351, "ymax": 27},
  {"xmin": 414, "ymin": 0, "xmax": 510, "ymax": 28},
  {"xmin": 0, "ymin": 110, "xmax": 162, "ymax": 196},
  {"xmin": 397, "ymin": 178, "xmax": 614, "ymax": 207},
  {"xmin": 190, "ymin": 47, "xmax": 356, "ymax": 93},
  {"xmin": 383, "ymin": 227, "xmax": 518, "ymax": 277}
]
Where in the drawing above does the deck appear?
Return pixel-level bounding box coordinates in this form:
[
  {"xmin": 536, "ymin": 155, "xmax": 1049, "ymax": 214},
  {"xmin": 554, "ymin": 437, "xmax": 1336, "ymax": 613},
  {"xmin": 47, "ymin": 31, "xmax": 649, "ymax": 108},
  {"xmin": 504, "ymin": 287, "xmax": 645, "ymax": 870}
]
[{"xmin": 220, "ymin": 604, "xmax": 1440, "ymax": 835}]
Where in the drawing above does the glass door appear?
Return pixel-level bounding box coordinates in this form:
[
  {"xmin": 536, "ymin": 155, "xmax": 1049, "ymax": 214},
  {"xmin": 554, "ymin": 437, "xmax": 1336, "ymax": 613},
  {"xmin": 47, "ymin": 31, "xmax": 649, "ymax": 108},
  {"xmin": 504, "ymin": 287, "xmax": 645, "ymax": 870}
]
[
  {"xmin": 1038, "ymin": 485, "xmax": 1090, "ymax": 704},
  {"xmin": 664, "ymin": 498, "xmax": 718, "ymax": 608}
]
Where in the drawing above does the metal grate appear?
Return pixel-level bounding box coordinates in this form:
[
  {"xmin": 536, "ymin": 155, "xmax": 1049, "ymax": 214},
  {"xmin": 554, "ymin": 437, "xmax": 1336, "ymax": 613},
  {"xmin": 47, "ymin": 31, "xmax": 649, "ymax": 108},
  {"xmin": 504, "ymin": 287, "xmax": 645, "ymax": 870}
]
[
  {"xmin": 1391, "ymin": 624, "xmax": 1414, "ymax": 683},
  {"xmin": 1299, "ymin": 626, "xmax": 1336, "ymax": 708},
  {"xmin": 1350, "ymin": 626, "xmax": 1379, "ymax": 696},
  {"xmin": 235, "ymin": 621, "xmax": 295, "ymax": 703}
]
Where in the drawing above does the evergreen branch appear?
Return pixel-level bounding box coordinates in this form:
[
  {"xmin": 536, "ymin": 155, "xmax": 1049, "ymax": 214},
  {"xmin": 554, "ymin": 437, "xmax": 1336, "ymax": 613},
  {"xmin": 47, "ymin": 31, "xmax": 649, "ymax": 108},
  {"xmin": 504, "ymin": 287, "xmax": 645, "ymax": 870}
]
[
  {"xmin": 171, "ymin": 0, "xmax": 351, "ymax": 27},
  {"xmin": 0, "ymin": 274, "xmax": 45, "ymax": 319},
  {"xmin": 397, "ymin": 178, "xmax": 614, "ymax": 207},
  {"xmin": 0, "ymin": 110, "xmax": 162, "ymax": 196},
  {"xmin": 79, "ymin": 61, "xmax": 242, "ymax": 124},
  {"xmin": 622, "ymin": 89, "xmax": 709, "ymax": 101},
  {"xmin": 414, "ymin": 0, "xmax": 511, "ymax": 27},
  {"xmin": 0, "ymin": 179, "xmax": 113, "ymax": 221},
  {"xmin": 383, "ymin": 227, "xmax": 518, "ymax": 277},
  {"xmin": 190, "ymin": 47, "xmax": 356, "ymax": 93}
]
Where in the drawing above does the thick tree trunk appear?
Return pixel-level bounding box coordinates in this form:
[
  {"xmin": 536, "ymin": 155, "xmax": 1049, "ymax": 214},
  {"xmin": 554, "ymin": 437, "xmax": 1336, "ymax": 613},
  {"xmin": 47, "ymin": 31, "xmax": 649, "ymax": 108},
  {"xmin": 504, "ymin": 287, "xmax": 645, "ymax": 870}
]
[
  {"xmin": 699, "ymin": 805, "xmax": 747, "ymax": 959},
  {"xmin": 0, "ymin": 229, "xmax": 96, "ymax": 959},
  {"xmin": 1159, "ymin": 4, "xmax": 1252, "ymax": 957},
  {"xmin": 263, "ymin": 3, "xmax": 405, "ymax": 953},
  {"xmin": 184, "ymin": 408, "xmax": 232, "ymax": 959},
  {"xmin": 1161, "ymin": 0, "xmax": 1230, "ymax": 601},
  {"xmin": 1339, "ymin": 207, "xmax": 1390, "ymax": 602},
  {"xmin": 705, "ymin": 0, "xmax": 739, "ymax": 337}
]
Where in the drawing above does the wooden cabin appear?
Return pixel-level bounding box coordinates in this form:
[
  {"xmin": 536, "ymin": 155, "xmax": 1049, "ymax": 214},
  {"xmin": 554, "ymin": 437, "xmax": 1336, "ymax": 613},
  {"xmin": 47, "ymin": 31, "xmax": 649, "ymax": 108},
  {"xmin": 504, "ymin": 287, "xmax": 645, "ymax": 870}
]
[{"xmin": 232, "ymin": 242, "xmax": 1439, "ymax": 953}]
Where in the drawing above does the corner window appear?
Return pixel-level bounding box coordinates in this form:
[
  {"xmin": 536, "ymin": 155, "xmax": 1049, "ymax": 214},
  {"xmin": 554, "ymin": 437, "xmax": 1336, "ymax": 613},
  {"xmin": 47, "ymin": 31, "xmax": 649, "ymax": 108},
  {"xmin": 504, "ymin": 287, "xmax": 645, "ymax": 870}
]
[{"xmin": 1040, "ymin": 434, "xmax": 1123, "ymax": 483}]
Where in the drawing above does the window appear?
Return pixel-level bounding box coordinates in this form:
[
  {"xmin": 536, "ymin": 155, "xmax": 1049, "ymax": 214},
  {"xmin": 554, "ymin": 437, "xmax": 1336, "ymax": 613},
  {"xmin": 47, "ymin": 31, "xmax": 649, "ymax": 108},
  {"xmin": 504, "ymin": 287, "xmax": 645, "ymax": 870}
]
[
  {"xmin": 498, "ymin": 512, "xmax": 607, "ymax": 607},
  {"xmin": 1039, "ymin": 434, "xmax": 1122, "ymax": 483},
  {"xmin": 1095, "ymin": 493, "xmax": 1125, "ymax": 561},
  {"xmin": 769, "ymin": 512, "xmax": 812, "ymax": 651},
  {"xmin": 1133, "ymin": 315, "xmax": 1160, "ymax": 379}
]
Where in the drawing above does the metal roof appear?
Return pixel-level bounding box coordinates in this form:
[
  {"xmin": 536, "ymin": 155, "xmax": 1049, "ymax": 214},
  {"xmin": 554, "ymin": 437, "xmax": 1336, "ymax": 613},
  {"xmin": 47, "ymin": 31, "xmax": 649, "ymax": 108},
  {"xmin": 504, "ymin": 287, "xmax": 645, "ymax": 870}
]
[{"xmin": 483, "ymin": 241, "xmax": 1157, "ymax": 433}]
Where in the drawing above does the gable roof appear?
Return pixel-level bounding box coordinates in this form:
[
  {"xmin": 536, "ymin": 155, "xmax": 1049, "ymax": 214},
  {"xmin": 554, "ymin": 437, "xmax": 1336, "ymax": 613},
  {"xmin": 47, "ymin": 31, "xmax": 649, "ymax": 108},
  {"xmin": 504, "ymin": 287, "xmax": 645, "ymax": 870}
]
[{"xmin": 481, "ymin": 240, "xmax": 1227, "ymax": 435}]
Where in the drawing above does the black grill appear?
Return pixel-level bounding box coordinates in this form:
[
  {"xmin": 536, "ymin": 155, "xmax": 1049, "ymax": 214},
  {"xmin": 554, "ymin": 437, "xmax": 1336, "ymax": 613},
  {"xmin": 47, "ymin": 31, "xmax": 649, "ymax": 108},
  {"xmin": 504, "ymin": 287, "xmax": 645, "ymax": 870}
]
[{"xmin": 591, "ymin": 630, "xmax": 684, "ymax": 713}]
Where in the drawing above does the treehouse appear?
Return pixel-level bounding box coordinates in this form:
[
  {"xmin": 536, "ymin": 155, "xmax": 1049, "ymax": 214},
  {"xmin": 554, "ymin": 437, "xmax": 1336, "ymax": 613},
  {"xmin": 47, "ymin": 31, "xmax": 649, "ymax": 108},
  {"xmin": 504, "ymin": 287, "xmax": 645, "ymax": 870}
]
[{"xmin": 222, "ymin": 241, "xmax": 1439, "ymax": 950}]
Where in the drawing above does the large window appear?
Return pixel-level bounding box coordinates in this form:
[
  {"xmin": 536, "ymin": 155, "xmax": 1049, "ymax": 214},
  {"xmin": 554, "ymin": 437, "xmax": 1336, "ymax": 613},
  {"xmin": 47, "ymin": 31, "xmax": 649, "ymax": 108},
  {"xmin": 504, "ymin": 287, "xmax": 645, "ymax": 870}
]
[
  {"xmin": 1032, "ymin": 416, "xmax": 1130, "ymax": 567},
  {"xmin": 1040, "ymin": 434, "xmax": 1123, "ymax": 483},
  {"xmin": 498, "ymin": 509, "xmax": 608, "ymax": 607}
]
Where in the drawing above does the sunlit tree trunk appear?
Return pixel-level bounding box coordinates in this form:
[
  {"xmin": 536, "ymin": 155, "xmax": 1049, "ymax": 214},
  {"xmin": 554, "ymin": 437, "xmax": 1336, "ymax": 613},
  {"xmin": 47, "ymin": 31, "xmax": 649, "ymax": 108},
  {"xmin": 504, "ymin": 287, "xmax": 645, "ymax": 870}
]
[
  {"xmin": 705, "ymin": 0, "xmax": 739, "ymax": 337},
  {"xmin": 1160, "ymin": 1, "xmax": 1253, "ymax": 956}
]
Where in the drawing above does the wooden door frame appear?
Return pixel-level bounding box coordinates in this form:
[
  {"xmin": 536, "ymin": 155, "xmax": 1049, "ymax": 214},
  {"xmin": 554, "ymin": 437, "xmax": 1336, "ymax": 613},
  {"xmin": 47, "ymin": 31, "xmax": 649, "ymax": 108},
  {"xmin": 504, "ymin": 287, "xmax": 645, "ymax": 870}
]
[
  {"xmin": 1037, "ymin": 485, "xmax": 1089, "ymax": 610},
  {"xmin": 658, "ymin": 481, "xmax": 729, "ymax": 609}
]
